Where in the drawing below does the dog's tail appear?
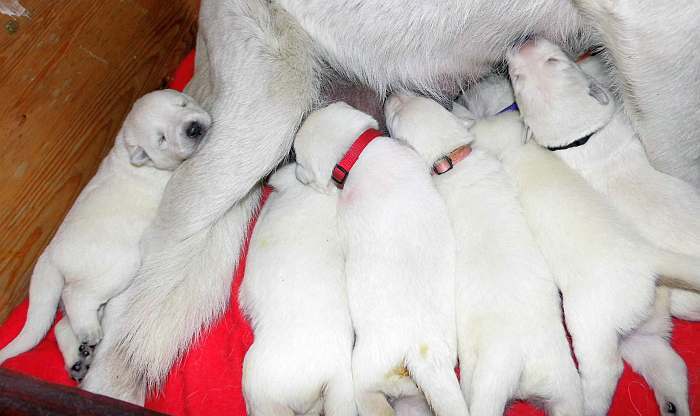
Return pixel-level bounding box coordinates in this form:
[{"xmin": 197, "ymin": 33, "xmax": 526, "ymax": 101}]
[
  {"xmin": 656, "ymin": 250, "xmax": 700, "ymax": 292},
  {"xmin": 0, "ymin": 254, "xmax": 63, "ymax": 364},
  {"xmin": 405, "ymin": 346, "xmax": 469, "ymax": 416},
  {"xmin": 324, "ymin": 366, "xmax": 356, "ymax": 416}
]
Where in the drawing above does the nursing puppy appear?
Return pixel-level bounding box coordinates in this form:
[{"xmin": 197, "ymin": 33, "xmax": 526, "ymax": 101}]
[
  {"xmin": 508, "ymin": 39, "xmax": 700, "ymax": 415},
  {"xmin": 385, "ymin": 94, "xmax": 583, "ymax": 416},
  {"xmin": 0, "ymin": 90, "xmax": 210, "ymax": 381},
  {"xmin": 509, "ymin": 39, "xmax": 700, "ymax": 321},
  {"xmin": 294, "ymin": 102, "xmax": 467, "ymax": 416},
  {"xmin": 239, "ymin": 163, "xmax": 354, "ymax": 416},
  {"xmin": 469, "ymin": 108, "xmax": 700, "ymax": 416}
]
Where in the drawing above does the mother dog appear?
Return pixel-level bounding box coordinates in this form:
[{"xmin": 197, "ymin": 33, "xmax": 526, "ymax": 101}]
[{"xmin": 84, "ymin": 0, "xmax": 700, "ymax": 401}]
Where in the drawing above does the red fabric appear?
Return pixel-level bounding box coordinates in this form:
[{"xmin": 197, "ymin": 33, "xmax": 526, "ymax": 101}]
[
  {"xmin": 2, "ymin": 50, "xmax": 699, "ymax": 416},
  {"xmin": 332, "ymin": 128, "xmax": 384, "ymax": 188}
]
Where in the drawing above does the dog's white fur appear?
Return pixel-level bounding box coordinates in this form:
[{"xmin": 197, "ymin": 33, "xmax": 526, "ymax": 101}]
[
  {"xmin": 0, "ymin": 90, "xmax": 210, "ymax": 380},
  {"xmin": 239, "ymin": 163, "xmax": 354, "ymax": 415},
  {"xmin": 508, "ymin": 39, "xmax": 700, "ymax": 415},
  {"xmin": 470, "ymin": 105, "xmax": 700, "ymax": 415},
  {"xmin": 572, "ymin": 0, "xmax": 700, "ymax": 187},
  {"xmin": 294, "ymin": 102, "xmax": 467, "ymax": 416},
  {"xmin": 385, "ymin": 94, "xmax": 583, "ymax": 416},
  {"xmin": 87, "ymin": 0, "xmax": 700, "ymax": 396}
]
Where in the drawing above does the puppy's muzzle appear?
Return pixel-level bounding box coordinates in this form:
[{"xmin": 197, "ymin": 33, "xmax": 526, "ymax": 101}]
[{"xmin": 185, "ymin": 121, "xmax": 206, "ymax": 140}]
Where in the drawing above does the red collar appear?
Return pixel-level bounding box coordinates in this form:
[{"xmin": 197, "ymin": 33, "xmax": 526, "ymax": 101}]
[
  {"xmin": 432, "ymin": 144, "xmax": 472, "ymax": 175},
  {"xmin": 332, "ymin": 128, "xmax": 383, "ymax": 188}
]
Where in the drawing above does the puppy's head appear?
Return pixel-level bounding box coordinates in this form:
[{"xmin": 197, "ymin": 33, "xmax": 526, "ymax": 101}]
[
  {"xmin": 457, "ymin": 74, "xmax": 515, "ymax": 119},
  {"xmin": 385, "ymin": 94, "xmax": 473, "ymax": 166},
  {"xmin": 119, "ymin": 89, "xmax": 212, "ymax": 170},
  {"xmin": 294, "ymin": 102, "xmax": 379, "ymax": 193},
  {"xmin": 507, "ymin": 38, "xmax": 615, "ymax": 148}
]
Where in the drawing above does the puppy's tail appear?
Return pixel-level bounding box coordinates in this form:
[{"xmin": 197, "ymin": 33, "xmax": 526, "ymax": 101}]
[
  {"xmin": 0, "ymin": 254, "xmax": 63, "ymax": 364},
  {"xmin": 656, "ymin": 250, "xmax": 700, "ymax": 292},
  {"xmin": 406, "ymin": 346, "xmax": 469, "ymax": 416},
  {"xmin": 324, "ymin": 367, "xmax": 356, "ymax": 416}
]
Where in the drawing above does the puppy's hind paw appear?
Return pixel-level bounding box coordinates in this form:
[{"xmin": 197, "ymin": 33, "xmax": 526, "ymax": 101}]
[{"xmin": 69, "ymin": 360, "xmax": 91, "ymax": 382}]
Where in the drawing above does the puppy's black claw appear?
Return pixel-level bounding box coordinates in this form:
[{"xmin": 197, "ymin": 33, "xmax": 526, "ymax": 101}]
[
  {"xmin": 666, "ymin": 401, "xmax": 677, "ymax": 414},
  {"xmin": 71, "ymin": 362, "xmax": 82, "ymax": 372},
  {"xmin": 79, "ymin": 342, "xmax": 92, "ymax": 357}
]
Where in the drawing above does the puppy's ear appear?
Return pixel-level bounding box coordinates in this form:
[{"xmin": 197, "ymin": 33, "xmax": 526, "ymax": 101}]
[
  {"xmin": 588, "ymin": 81, "xmax": 610, "ymax": 105},
  {"xmin": 128, "ymin": 145, "xmax": 151, "ymax": 166}
]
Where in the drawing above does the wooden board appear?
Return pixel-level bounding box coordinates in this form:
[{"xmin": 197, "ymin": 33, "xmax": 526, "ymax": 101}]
[
  {"xmin": 0, "ymin": 0, "xmax": 200, "ymax": 322},
  {"xmin": 0, "ymin": 368, "xmax": 165, "ymax": 415}
]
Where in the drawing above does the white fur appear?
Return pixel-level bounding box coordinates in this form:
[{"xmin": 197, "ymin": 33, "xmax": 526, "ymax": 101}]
[
  {"xmin": 239, "ymin": 163, "xmax": 354, "ymax": 416},
  {"xmin": 386, "ymin": 94, "xmax": 583, "ymax": 416},
  {"xmin": 92, "ymin": 0, "xmax": 700, "ymax": 395},
  {"xmin": 572, "ymin": 0, "xmax": 700, "ymax": 187},
  {"xmin": 0, "ymin": 90, "xmax": 210, "ymax": 382},
  {"xmin": 470, "ymin": 110, "xmax": 700, "ymax": 416},
  {"xmin": 508, "ymin": 39, "xmax": 700, "ymax": 415},
  {"xmin": 294, "ymin": 102, "xmax": 467, "ymax": 416}
]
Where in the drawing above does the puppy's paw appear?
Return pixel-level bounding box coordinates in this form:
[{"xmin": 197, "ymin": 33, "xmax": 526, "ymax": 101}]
[
  {"xmin": 77, "ymin": 326, "xmax": 104, "ymax": 349},
  {"xmin": 69, "ymin": 359, "xmax": 91, "ymax": 382},
  {"xmin": 78, "ymin": 342, "xmax": 97, "ymax": 359}
]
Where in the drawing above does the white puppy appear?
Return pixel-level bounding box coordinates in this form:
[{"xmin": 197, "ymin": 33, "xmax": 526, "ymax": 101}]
[
  {"xmin": 508, "ymin": 39, "xmax": 700, "ymax": 415},
  {"xmin": 0, "ymin": 90, "xmax": 211, "ymax": 381},
  {"xmin": 469, "ymin": 108, "xmax": 700, "ymax": 416},
  {"xmin": 294, "ymin": 102, "xmax": 467, "ymax": 416},
  {"xmin": 386, "ymin": 94, "xmax": 583, "ymax": 416},
  {"xmin": 239, "ymin": 163, "xmax": 354, "ymax": 416}
]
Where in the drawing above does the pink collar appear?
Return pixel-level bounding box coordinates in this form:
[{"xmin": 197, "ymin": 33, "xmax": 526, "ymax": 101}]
[
  {"xmin": 332, "ymin": 128, "xmax": 384, "ymax": 189},
  {"xmin": 432, "ymin": 145, "xmax": 472, "ymax": 175}
]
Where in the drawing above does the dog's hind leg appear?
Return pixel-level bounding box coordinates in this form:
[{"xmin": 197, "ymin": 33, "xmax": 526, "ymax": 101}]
[
  {"xmin": 61, "ymin": 283, "xmax": 103, "ymax": 351},
  {"xmin": 468, "ymin": 348, "xmax": 520, "ymax": 416},
  {"xmin": 621, "ymin": 287, "xmax": 689, "ymax": 416},
  {"xmin": 457, "ymin": 328, "xmax": 478, "ymax": 406},
  {"xmin": 324, "ymin": 367, "xmax": 356, "ymax": 416},
  {"xmin": 621, "ymin": 332, "xmax": 689, "ymax": 416},
  {"xmin": 54, "ymin": 316, "xmax": 87, "ymax": 381},
  {"xmin": 406, "ymin": 346, "xmax": 468, "ymax": 416},
  {"xmin": 352, "ymin": 346, "xmax": 395, "ymax": 416},
  {"xmin": 564, "ymin": 308, "xmax": 623, "ymax": 416},
  {"xmin": 527, "ymin": 346, "xmax": 584, "ymax": 416}
]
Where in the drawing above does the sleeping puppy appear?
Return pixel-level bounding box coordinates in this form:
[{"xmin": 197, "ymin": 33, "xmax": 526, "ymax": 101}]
[
  {"xmin": 468, "ymin": 104, "xmax": 700, "ymax": 416},
  {"xmin": 385, "ymin": 94, "xmax": 583, "ymax": 416},
  {"xmin": 239, "ymin": 163, "xmax": 354, "ymax": 416},
  {"xmin": 294, "ymin": 102, "xmax": 467, "ymax": 416},
  {"xmin": 508, "ymin": 39, "xmax": 700, "ymax": 415},
  {"xmin": 0, "ymin": 90, "xmax": 210, "ymax": 381}
]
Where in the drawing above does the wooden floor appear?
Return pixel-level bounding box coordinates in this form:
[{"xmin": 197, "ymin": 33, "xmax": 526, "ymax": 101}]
[{"xmin": 0, "ymin": 0, "xmax": 200, "ymax": 322}]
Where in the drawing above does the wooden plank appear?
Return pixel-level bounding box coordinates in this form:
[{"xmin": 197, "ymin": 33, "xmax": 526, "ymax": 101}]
[
  {"xmin": 0, "ymin": 368, "xmax": 164, "ymax": 415},
  {"xmin": 0, "ymin": 0, "xmax": 200, "ymax": 322}
]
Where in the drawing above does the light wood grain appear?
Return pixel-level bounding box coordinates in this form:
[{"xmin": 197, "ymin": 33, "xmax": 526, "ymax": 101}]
[{"xmin": 0, "ymin": 0, "xmax": 200, "ymax": 322}]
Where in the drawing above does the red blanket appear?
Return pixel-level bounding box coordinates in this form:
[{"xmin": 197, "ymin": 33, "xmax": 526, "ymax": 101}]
[{"xmin": 1, "ymin": 51, "xmax": 698, "ymax": 416}]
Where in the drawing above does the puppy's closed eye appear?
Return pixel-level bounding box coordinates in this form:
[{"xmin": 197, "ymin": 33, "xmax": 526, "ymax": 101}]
[{"xmin": 159, "ymin": 135, "xmax": 167, "ymax": 147}]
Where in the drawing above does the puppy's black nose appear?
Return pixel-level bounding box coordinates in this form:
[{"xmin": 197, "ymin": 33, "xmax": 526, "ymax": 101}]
[{"xmin": 185, "ymin": 121, "xmax": 205, "ymax": 139}]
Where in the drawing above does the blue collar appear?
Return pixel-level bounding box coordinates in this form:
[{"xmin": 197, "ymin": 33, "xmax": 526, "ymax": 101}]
[{"xmin": 497, "ymin": 102, "xmax": 519, "ymax": 114}]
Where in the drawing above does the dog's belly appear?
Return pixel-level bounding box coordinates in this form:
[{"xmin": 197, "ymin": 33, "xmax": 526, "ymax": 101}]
[{"xmin": 277, "ymin": 0, "xmax": 585, "ymax": 91}]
